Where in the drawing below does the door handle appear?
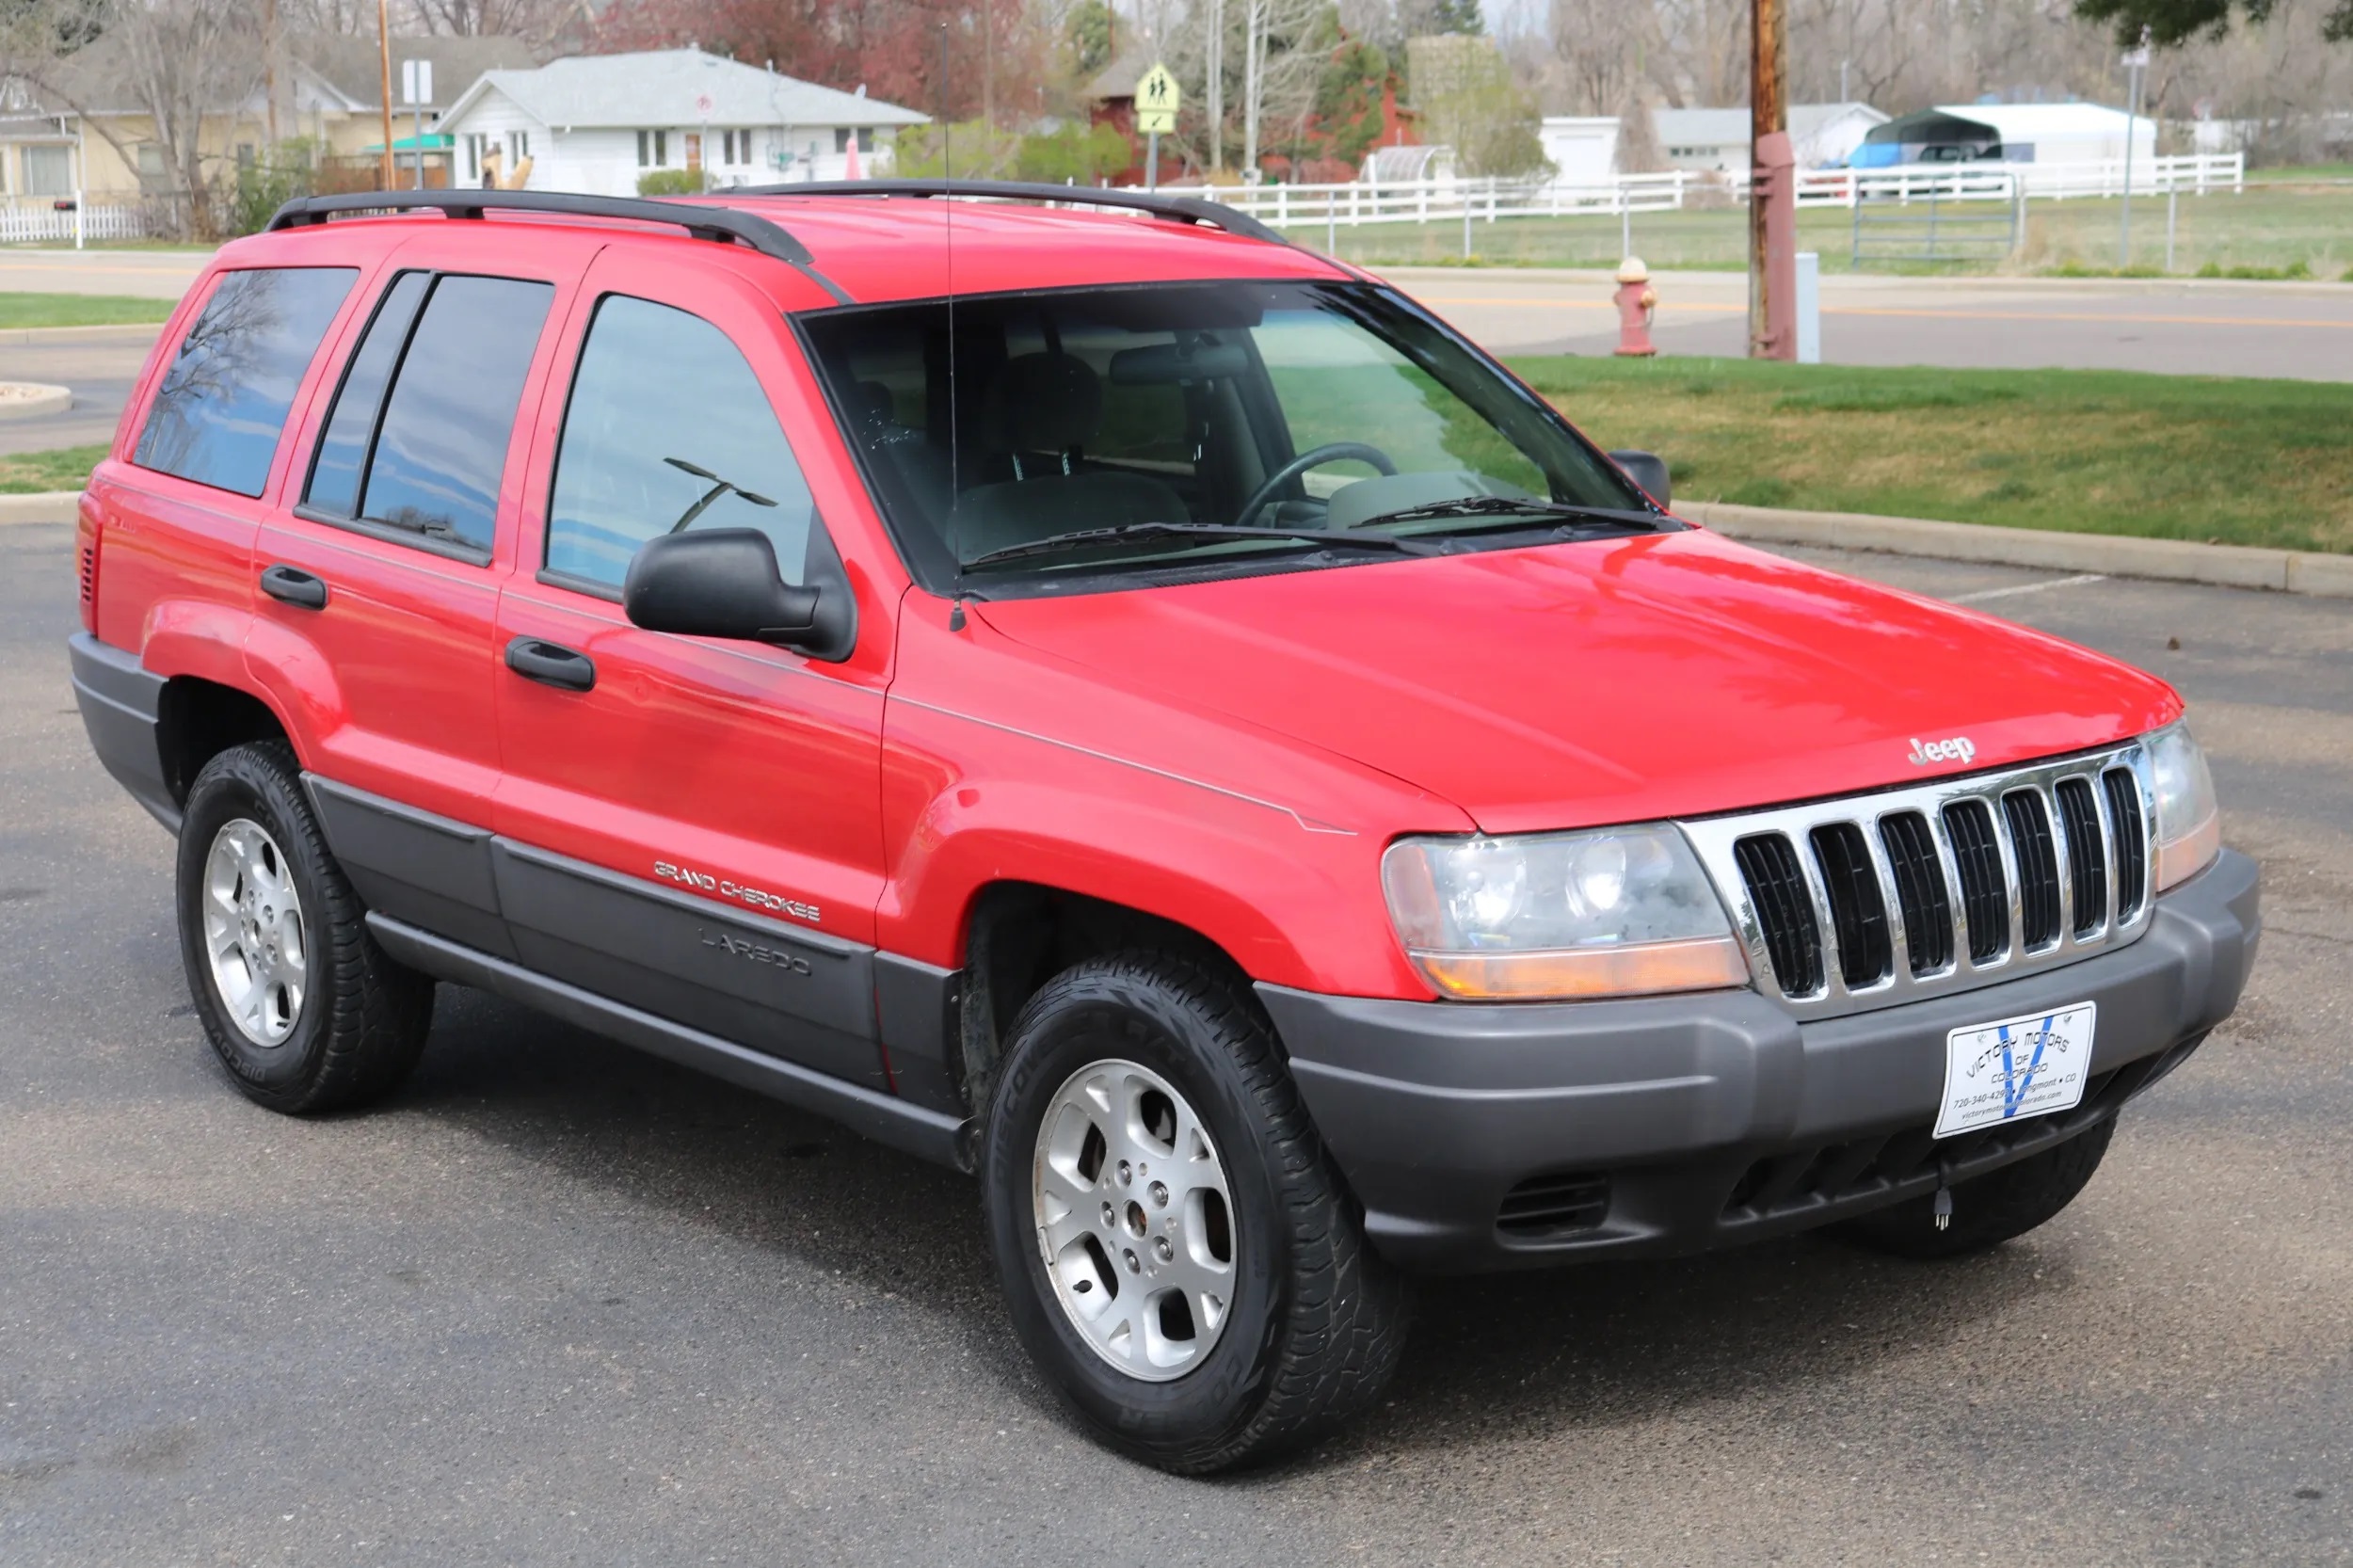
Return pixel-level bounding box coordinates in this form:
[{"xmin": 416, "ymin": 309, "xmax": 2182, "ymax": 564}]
[
  {"xmin": 259, "ymin": 563, "xmax": 328, "ymax": 610},
  {"xmin": 504, "ymin": 636, "xmax": 597, "ymax": 693}
]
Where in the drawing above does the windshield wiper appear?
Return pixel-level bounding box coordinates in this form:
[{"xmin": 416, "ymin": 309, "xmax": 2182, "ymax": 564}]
[
  {"xmin": 960, "ymin": 520, "xmax": 1436, "ymax": 571},
  {"xmin": 1350, "ymin": 495, "xmax": 1664, "ymax": 534}
]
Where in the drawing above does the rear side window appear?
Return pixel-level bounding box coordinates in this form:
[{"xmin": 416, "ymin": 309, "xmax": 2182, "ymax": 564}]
[
  {"xmin": 545, "ymin": 295, "xmax": 815, "ymax": 590},
  {"xmin": 301, "ymin": 272, "xmax": 554, "ymax": 556},
  {"xmin": 133, "ymin": 266, "xmax": 357, "ymax": 498}
]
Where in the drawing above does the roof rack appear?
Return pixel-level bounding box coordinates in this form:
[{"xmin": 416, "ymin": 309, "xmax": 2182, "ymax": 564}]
[
  {"xmin": 731, "ymin": 179, "xmax": 1289, "ymax": 247},
  {"xmin": 264, "ymin": 189, "xmax": 853, "ymax": 304}
]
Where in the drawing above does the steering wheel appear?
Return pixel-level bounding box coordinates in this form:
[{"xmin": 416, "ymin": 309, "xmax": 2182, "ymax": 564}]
[{"xmin": 1235, "ymin": 441, "xmax": 1398, "ymax": 528}]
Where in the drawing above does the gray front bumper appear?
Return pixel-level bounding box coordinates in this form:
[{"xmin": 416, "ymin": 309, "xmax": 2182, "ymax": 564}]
[{"xmin": 1260, "ymin": 848, "xmax": 2260, "ymax": 1272}]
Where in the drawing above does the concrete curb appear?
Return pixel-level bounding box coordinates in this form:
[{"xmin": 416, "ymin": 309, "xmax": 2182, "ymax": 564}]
[
  {"xmin": 1684, "ymin": 500, "xmax": 2353, "ymax": 600},
  {"xmin": 0, "ymin": 321, "xmax": 168, "ymax": 345},
  {"xmin": 0, "ymin": 491, "xmax": 78, "ymax": 525},
  {"xmin": 0, "ymin": 383, "xmax": 71, "ymax": 420}
]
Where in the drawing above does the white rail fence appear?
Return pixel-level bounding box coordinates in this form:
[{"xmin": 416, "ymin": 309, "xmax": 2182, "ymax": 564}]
[
  {"xmin": 0, "ymin": 196, "xmax": 148, "ymax": 244},
  {"xmin": 1149, "ymin": 153, "xmax": 2244, "ymax": 232}
]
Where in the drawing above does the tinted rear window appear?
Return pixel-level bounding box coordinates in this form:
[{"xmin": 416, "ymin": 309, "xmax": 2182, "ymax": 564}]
[
  {"xmin": 357, "ymin": 275, "xmax": 552, "ymax": 551},
  {"xmin": 133, "ymin": 267, "xmax": 357, "ymax": 498}
]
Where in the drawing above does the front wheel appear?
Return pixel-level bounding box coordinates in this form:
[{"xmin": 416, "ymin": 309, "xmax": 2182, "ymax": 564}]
[{"xmin": 981, "ymin": 952, "xmax": 1408, "ymax": 1473}]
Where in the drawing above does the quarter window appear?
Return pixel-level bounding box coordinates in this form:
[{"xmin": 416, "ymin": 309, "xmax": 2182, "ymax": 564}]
[
  {"xmin": 133, "ymin": 266, "xmax": 357, "ymax": 498},
  {"xmin": 301, "ymin": 271, "xmax": 553, "ymax": 555},
  {"xmin": 546, "ymin": 295, "xmax": 816, "ymax": 590}
]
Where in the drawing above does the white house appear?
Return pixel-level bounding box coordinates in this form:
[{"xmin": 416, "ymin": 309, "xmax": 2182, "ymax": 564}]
[
  {"xmin": 436, "ymin": 48, "xmax": 928, "ymax": 197},
  {"xmin": 1932, "ymin": 103, "xmax": 2155, "ymax": 167},
  {"xmin": 1537, "ymin": 117, "xmax": 1619, "ymax": 185},
  {"xmin": 1652, "ymin": 102, "xmax": 1890, "ymax": 173}
]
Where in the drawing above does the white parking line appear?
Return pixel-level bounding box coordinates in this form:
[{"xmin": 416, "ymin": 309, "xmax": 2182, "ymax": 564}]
[{"xmin": 1950, "ymin": 573, "xmax": 2107, "ymax": 604}]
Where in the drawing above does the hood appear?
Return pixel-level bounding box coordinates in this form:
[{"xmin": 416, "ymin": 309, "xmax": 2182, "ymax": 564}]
[{"xmin": 973, "ymin": 530, "xmax": 2180, "ymax": 834}]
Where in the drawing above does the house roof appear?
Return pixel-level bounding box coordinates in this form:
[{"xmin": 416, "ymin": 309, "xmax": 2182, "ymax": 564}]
[
  {"xmin": 441, "ymin": 48, "xmax": 928, "ymax": 131},
  {"xmin": 1653, "ymin": 102, "xmax": 1889, "ymax": 146},
  {"xmin": 296, "ymin": 34, "xmax": 546, "ymax": 112},
  {"xmin": 1931, "ymin": 102, "xmax": 2142, "ymax": 140},
  {"xmin": 1081, "ymin": 38, "xmax": 1164, "ymax": 103}
]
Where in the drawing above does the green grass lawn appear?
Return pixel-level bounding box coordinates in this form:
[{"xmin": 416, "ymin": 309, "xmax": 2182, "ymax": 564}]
[
  {"xmin": 0, "ymin": 293, "xmax": 175, "ymax": 328},
  {"xmin": 1280, "ymin": 186, "xmax": 2353, "ymax": 280},
  {"xmin": 0, "ymin": 443, "xmax": 106, "ymax": 493},
  {"xmin": 1506, "ymin": 355, "xmax": 2353, "ymax": 555}
]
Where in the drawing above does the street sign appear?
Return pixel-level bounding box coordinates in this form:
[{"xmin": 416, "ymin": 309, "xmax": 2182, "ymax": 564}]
[
  {"xmin": 400, "ymin": 57, "xmax": 433, "ymax": 107},
  {"xmin": 1134, "ymin": 62, "xmax": 1179, "ymax": 136}
]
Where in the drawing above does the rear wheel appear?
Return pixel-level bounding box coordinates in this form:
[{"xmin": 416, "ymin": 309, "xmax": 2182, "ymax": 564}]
[
  {"xmin": 981, "ymin": 952, "xmax": 1407, "ymax": 1473},
  {"xmin": 1834, "ymin": 1119, "xmax": 2115, "ymax": 1260},
  {"xmin": 176, "ymin": 743, "xmax": 433, "ymax": 1113}
]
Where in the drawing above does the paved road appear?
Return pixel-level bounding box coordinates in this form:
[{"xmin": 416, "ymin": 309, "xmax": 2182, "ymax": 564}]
[
  {"xmin": 0, "ymin": 326, "xmax": 155, "ymax": 456},
  {"xmin": 1, "ymin": 519, "xmax": 2345, "ymax": 1564},
  {"xmin": 0, "ymin": 248, "xmax": 208, "ymax": 299},
  {"xmin": 1384, "ymin": 265, "xmax": 2353, "ymax": 382}
]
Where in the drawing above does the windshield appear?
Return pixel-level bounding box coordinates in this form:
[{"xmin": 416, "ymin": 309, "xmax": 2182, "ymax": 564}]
[{"xmin": 798, "ymin": 280, "xmax": 1664, "ymax": 594}]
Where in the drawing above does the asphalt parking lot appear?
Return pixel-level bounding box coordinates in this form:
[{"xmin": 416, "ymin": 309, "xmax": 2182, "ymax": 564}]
[{"xmin": 1, "ymin": 520, "xmax": 2346, "ymax": 1565}]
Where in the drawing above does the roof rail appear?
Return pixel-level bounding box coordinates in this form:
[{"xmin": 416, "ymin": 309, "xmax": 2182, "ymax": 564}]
[
  {"xmin": 264, "ymin": 189, "xmax": 853, "ymax": 304},
  {"xmin": 731, "ymin": 179, "xmax": 1289, "ymax": 247}
]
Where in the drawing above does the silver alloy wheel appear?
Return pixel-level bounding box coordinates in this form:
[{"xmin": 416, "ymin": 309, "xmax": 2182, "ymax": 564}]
[
  {"xmin": 200, "ymin": 817, "xmax": 308, "ymax": 1048},
  {"xmin": 1032, "ymin": 1058, "xmax": 1237, "ymax": 1382}
]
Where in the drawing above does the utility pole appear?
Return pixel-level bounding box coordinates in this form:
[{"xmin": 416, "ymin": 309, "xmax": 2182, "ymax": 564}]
[
  {"xmin": 376, "ymin": 0, "xmax": 394, "ymax": 189},
  {"xmin": 263, "ymin": 0, "xmax": 280, "ymax": 145},
  {"xmin": 1208, "ymin": 0, "xmax": 1224, "ymax": 170},
  {"xmin": 1749, "ymin": 0, "xmax": 1795, "ymax": 360},
  {"xmin": 2119, "ymin": 30, "xmax": 2149, "ymax": 269}
]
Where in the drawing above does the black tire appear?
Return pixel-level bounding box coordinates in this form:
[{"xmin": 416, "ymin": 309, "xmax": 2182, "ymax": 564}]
[
  {"xmin": 980, "ymin": 951, "xmax": 1408, "ymax": 1473},
  {"xmin": 1833, "ymin": 1118, "xmax": 2116, "ymax": 1260},
  {"xmin": 176, "ymin": 742, "xmax": 433, "ymax": 1114}
]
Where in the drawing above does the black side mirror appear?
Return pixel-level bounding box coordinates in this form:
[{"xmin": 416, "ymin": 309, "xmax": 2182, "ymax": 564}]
[
  {"xmin": 623, "ymin": 529, "xmax": 856, "ymax": 661},
  {"xmin": 1607, "ymin": 449, "xmax": 1671, "ymax": 510}
]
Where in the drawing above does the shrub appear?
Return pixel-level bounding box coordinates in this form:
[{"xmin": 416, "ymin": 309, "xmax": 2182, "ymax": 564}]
[{"xmin": 636, "ymin": 168, "xmax": 704, "ymax": 197}]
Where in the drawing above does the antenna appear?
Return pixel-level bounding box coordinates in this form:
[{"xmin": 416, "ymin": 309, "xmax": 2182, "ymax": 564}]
[{"xmin": 939, "ymin": 19, "xmax": 964, "ymax": 605}]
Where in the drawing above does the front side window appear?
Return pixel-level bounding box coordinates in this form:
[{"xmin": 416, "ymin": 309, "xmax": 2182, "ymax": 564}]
[
  {"xmin": 301, "ymin": 271, "xmax": 553, "ymax": 554},
  {"xmin": 134, "ymin": 266, "xmax": 357, "ymax": 498},
  {"xmin": 546, "ymin": 295, "xmax": 817, "ymax": 591},
  {"xmin": 799, "ymin": 280, "xmax": 1658, "ymax": 596}
]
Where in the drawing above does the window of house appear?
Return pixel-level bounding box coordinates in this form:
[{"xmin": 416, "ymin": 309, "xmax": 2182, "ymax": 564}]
[
  {"xmin": 135, "ymin": 143, "xmax": 168, "ymax": 190},
  {"xmin": 23, "ymin": 145, "xmax": 71, "ymax": 196},
  {"xmin": 722, "ymin": 129, "xmax": 755, "ymax": 165},
  {"xmin": 299, "ymin": 272, "xmax": 553, "ymax": 556},
  {"xmin": 507, "ymin": 130, "xmax": 529, "ymax": 165},
  {"xmin": 132, "ymin": 267, "xmax": 357, "ymax": 498},
  {"xmin": 637, "ymin": 129, "xmax": 667, "ymax": 167},
  {"xmin": 546, "ymin": 295, "xmax": 816, "ymax": 591}
]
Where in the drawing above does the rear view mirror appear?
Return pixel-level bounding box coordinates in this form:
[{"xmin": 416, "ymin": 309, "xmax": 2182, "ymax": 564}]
[
  {"xmin": 623, "ymin": 529, "xmax": 855, "ymax": 661},
  {"xmin": 1608, "ymin": 449, "xmax": 1671, "ymax": 509},
  {"xmin": 1108, "ymin": 339, "xmax": 1252, "ymax": 384}
]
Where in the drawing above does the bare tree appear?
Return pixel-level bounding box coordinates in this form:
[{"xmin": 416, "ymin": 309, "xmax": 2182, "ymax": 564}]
[{"xmin": 3, "ymin": 0, "xmax": 264, "ymax": 237}]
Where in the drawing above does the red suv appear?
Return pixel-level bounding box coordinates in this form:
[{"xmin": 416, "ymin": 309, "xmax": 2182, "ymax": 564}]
[{"xmin": 71, "ymin": 184, "xmax": 2257, "ymax": 1472}]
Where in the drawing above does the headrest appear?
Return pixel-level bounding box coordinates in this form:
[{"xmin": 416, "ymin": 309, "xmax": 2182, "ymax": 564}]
[{"xmin": 995, "ymin": 352, "xmax": 1103, "ymax": 455}]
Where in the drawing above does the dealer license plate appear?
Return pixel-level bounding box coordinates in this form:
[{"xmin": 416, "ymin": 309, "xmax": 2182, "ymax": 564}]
[{"xmin": 1934, "ymin": 1001, "xmax": 2098, "ymax": 1139}]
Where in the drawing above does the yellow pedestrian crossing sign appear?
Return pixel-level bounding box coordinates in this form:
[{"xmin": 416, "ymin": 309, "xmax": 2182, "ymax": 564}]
[{"xmin": 1134, "ymin": 62, "xmax": 1180, "ymax": 136}]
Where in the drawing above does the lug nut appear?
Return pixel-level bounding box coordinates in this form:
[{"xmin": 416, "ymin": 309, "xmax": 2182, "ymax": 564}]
[
  {"xmin": 1101, "ymin": 1201, "xmax": 1116, "ymax": 1227},
  {"xmin": 1123, "ymin": 1249, "xmax": 1141, "ymax": 1274},
  {"xmin": 1116, "ymin": 1160, "xmax": 1132, "ymax": 1186},
  {"xmin": 1154, "ymin": 1237, "xmax": 1174, "ymax": 1262},
  {"xmin": 1149, "ymin": 1181, "xmax": 1169, "ymax": 1208}
]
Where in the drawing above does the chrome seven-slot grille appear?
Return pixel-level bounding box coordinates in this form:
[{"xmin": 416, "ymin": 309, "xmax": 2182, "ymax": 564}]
[{"xmin": 1679, "ymin": 743, "xmax": 2155, "ymax": 1019}]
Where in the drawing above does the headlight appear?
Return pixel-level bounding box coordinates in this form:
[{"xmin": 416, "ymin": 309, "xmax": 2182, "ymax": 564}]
[
  {"xmin": 1382, "ymin": 824, "xmax": 1750, "ymax": 1000},
  {"xmin": 2146, "ymin": 719, "xmax": 2220, "ymax": 891}
]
